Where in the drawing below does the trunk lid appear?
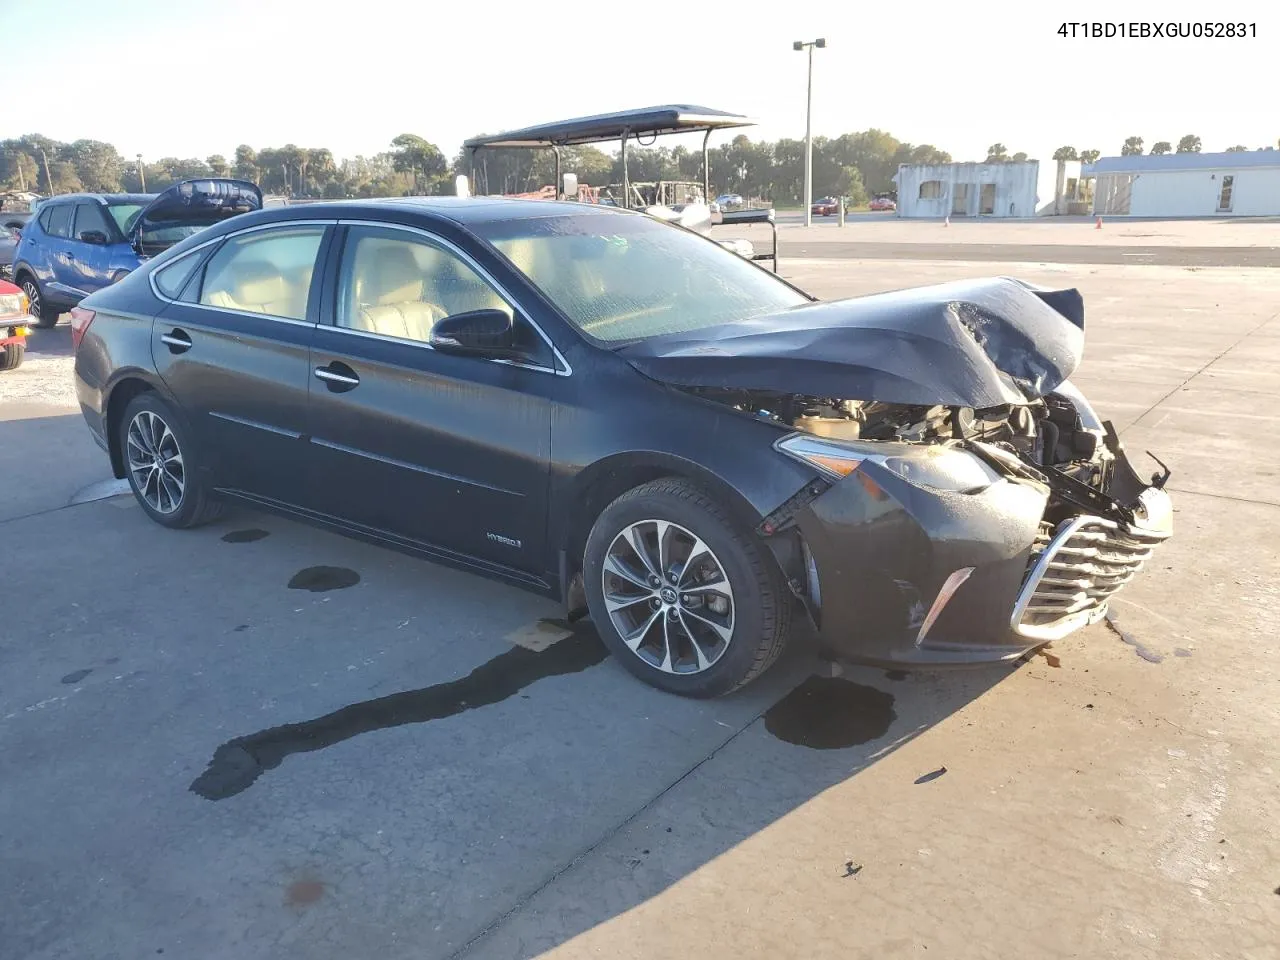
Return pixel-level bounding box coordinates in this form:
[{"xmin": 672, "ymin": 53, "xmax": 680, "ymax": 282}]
[{"xmin": 131, "ymin": 178, "xmax": 263, "ymax": 257}]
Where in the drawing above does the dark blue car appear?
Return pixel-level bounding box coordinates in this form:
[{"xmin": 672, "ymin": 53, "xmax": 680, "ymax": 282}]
[{"xmin": 11, "ymin": 178, "xmax": 261, "ymax": 327}]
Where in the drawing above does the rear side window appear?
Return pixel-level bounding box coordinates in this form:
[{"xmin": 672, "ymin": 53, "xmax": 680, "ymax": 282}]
[
  {"xmin": 44, "ymin": 204, "xmax": 74, "ymax": 239},
  {"xmin": 72, "ymin": 203, "xmax": 113, "ymax": 240},
  {"xmin": 154, "ymin": 251, "xmax": 204, "ymax": 300},
  {"xmin": 197, "ymin": 227, "xmax": 325, "ymax": 321}
]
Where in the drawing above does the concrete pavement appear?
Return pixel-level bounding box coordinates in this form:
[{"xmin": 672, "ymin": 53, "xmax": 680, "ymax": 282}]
[{"xmin": 2, "ymin": 255, "xmax": 1277, "ymax": 960}]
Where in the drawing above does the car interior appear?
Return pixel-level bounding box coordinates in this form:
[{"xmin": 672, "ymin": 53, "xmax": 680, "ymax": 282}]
[
  {"xmin": 347, "ymin": 241, "xmax": 445, "ymax": 341},
  {"xmin": 343, "ymin": 236, "xmax": 515, "ymax": 343},
  {"xmin": 203, "ymin": 258, "xmax": 314, "ymax": 320}
]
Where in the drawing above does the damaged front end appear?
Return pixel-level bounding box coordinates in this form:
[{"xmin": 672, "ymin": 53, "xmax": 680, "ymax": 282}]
[{"xmin": 622, "ymin": 277, "xmax": 1174, "ymax": 664}]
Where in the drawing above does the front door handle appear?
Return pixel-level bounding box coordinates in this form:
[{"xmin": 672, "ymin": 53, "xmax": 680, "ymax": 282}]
[
  {"xmin": 314, "ymin": 362, "xmax": 360, "ymax": 392},
  {"xmin": 160, "ymin": 329, "xmax": 192, "ymax": 353}
]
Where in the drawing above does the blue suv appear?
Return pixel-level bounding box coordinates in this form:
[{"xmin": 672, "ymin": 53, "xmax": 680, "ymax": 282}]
[{"xmin": 11, "ymin": 179, "xmax": 262, "ymax": 327}]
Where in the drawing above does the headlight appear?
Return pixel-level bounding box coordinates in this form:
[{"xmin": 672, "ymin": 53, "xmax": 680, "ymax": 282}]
[
  {"xmin": 0, "ymin": 292, "xmax": 25, "ymax": 315},
  {"xmin": 775, "ymin": 434, "xmax": 1003, "ymax": 493}
]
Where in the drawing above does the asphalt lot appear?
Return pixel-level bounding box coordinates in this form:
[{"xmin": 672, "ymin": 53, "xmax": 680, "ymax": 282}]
[{"xmin": 3, "ymin": 229, "xmax": 1279, "ymax": 959}]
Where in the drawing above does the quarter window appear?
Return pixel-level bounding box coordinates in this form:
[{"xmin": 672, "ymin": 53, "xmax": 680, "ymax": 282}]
[
  {"xmin": 154, "ymin": 251, "xmax": 204, "ymax": 300},
  {"xmin": 45, "ymin": 204, "xmax": 74, "ymax": 239},
  {"xmin": 197, "ymin": 227, "xmax": 325, "ymax": 321},
  {"xmin": 336, "ymin": 226, "xmax": 546, "ymax": 360}
]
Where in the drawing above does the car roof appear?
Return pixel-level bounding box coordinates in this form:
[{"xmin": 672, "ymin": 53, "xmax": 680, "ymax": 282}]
[{"xmin": 241, "ymin": 196, "xmax": 644, "ymax": 228}]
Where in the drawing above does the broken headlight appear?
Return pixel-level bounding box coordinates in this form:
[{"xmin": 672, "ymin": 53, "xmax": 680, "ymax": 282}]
[{"xmin": 775, "ymin": 434, "xmax": 1003, "ymax": 493}]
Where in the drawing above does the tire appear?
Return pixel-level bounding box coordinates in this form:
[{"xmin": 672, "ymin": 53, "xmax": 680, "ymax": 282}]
[
  {"xmin": 0, "ymin": 342, "xmax": 24, "ymax": 370},
  {"xmin": 583, "ymin": 477, "xmax": 791, "ymax": 698},
  {"xmin": 18, "ymin": 275, "xmax": 59, "ymax": 328},
  {"xmin": 118, "ymin": 392, "xmax": 223, "ymax": 529}
]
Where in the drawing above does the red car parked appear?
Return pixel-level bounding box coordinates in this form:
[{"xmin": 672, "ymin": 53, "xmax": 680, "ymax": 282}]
[
  {"xmin": 810, "ymin": 196, "xmax": 839, "ymax": 216},
  {"xmin": 0, "ymin": 278, "xmax": 30, "ymax": 370}
]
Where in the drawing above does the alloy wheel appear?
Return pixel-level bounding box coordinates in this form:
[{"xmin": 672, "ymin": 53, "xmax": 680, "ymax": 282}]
[
  {"xmin": 126, "ymin": 410, "xmax": 185, "ymax": 514},
  {"xmin": 21, "ymin": 279, "xmax": 39, "ymax": 317},
  {"xmin": 601, "ymin": 519, "xmax": 736, "ymax": 674}
]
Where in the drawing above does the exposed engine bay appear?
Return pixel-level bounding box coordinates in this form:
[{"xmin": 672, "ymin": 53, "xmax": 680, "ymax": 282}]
[{"xmin": 684, "ymin": 386, "xmax": 1170, "ymax": 528}]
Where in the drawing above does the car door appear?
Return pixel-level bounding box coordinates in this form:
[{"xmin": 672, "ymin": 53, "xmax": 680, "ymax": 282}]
[
  {"xmin": 152, "ymin": 221, "xmax": 332, "ymax": 506},
  {"xmin": 41, "ymin": 203, "xmax": 81, "ymax": 300},
  {"xmin": 69, "ymin": 202, "xmax": 118, "ymax": 295},
  {"xmin": 305, "ymin": 222, "xmax": 556, "ymax": 573}
]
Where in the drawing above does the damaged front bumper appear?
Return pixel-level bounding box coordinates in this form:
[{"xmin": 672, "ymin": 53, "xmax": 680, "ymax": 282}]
[{"xmin": 767, "ymin": 431, "xmax": 1172, "ymax": 666}]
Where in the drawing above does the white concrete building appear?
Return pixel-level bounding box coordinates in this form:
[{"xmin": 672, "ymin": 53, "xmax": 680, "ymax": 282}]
[
  {"xmin": 1084, "ymin": 151, "xmax": 1280, "ymax": 217},
  {"xmin": 893, "ymin": 161, "xmax": 1059, "ymax": 218}
]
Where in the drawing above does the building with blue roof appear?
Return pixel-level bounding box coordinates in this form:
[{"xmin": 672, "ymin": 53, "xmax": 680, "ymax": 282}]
[{"xmin": 1082, "ymin": 150, "xmax": 1280, "ymax": 217}]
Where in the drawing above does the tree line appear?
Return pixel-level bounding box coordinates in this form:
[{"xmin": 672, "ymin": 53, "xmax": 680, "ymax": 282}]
[
  {"xmin": 5, "ymin": 131, "xmax": 1279, "ymax": 206},
  {"xmin": 1, "ymin": 130, "xmax": 952, "ymax": 206},
  {"xmin": 1113, "ymin": 134, "xmax": 1279, "ymax": 157}
]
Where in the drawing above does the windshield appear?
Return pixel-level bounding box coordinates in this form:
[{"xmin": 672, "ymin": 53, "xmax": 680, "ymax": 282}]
[
  {"xmin": 107, "ymin": 203, "xmax": 146, "ymax": 234},
  {"xmin": 474, "ymin": 213, "xmax": 809, "ymax": 344}
]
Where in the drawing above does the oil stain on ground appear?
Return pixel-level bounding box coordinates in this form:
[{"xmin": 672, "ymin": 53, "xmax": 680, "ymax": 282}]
[
  {"xmin": 221, "ymin": 528, "xmax": 270, "ymax": 543},
  {"xmin": 61, "ymin": 668, "xmax": 92, "ymax": 685},
  {"xmin": 764, "ymin": 675, "xmax": 896, "ymax": 750},
  {"xmin": 287, "ymin": 566, "xmax": 361, "ymax": 592},
  {"xmin": 189, "ymin": 625, "xmax": 608, "ymax": 800},
  {"xmin": 1105, "ymin": 611, "xmax": 1164, "ymax": 663},
  {"xmin": 285, "ymin": 880, "xmax": 326, "ymax": 907}
]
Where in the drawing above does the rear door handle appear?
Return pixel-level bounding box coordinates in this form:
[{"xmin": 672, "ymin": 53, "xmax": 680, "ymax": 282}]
[
  {"xmin": 161, "ymin": 329, "xmax": 192, "ymax": 353},
  {"xmin": 314, "ymin": 362, "xmax": 360, "ymax": 392}
]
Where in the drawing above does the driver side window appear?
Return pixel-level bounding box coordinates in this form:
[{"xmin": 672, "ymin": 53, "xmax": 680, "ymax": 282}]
[{"xmin": 336, "ymin": 226, "xmax": 547, "ymax": 363}]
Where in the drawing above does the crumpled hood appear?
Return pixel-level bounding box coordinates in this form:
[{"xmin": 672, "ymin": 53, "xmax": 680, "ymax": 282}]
[{"xmin": 617, "ymin": 276, "xmax": 1085, "ymax": 409}]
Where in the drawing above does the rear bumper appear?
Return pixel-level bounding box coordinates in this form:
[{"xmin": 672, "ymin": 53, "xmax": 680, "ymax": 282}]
[{"xmin": 788, "ymin": 452, "xmax": 1172, "ymax": 666}]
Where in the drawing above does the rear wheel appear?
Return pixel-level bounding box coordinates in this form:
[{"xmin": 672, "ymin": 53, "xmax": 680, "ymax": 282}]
[
  {"xmin": 583, "ymin": 477, "xmax": 791, "ymax": 698},
  {"xmin": 19, "ymin": 276, "xmax": 59, "ymax": 328},
  {"xmin": 0, "ymin": 342, "xmax": 23, "ymax": 370},
  {"xmin": 119, "ymin": 392, "xmax": 223, "ymax": 529}
]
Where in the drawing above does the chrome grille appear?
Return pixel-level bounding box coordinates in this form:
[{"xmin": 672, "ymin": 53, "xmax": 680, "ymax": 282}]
[{"xmin": 1012, "ymin": 515, "xmax": 1170, "ymax": 641}]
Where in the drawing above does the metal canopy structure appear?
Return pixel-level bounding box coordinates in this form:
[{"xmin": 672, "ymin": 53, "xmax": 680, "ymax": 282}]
[
  {"xmin": 462, "ymin": 104, "xmax": 755, "ymax": 208},
  {"xmin": 462, "ymin": 105, "xmax": 755, "ymax": 150},
  {"xmin": 462, "ymin": 105, "xmax": 777, "ymax": 272}
]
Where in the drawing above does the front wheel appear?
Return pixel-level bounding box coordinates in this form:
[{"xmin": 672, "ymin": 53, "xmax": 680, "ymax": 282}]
[
  {"xmin": 584, "ymin": 478, "xmax": 791, "ymax": 698},
  {"xmin": 119, "ymin": 392, "xmax": 223, "ymax": 529},
  {"xmin": 0, "ymin": 342, "xmax": 24, "ymax": 370}
]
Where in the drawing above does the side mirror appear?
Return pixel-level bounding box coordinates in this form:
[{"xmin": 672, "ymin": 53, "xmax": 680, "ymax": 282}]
[
  {"xmin": 79, "ymin": 230, "xmax": 109, "ymax": 245},
  {"xmin": 430, "ymin": 308, "xmax": 522, "ymax": 360}
]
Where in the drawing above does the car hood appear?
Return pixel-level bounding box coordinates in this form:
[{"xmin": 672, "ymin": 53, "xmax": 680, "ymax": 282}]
[
  {"xmin": 131, "ymin": 178, "xmax": 263, "ymax": 248},
  {"xmin": 616, "ymin": 276, "xmax": 1086, "ymax": 409}
]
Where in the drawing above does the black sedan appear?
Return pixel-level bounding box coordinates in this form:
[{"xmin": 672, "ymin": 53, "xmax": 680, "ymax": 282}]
[{"xmin": 72, "ymin": 197, "xmax": 1173, "ymax": 697}]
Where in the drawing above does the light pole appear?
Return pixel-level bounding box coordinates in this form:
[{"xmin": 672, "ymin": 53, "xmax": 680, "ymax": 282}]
[
  {"xmin": 136, "ymin": 154, "xmax": 146, "ymax": 192},
  {"xmin": 793, "ymin": 37, "xmax": 826, "ymax": 227}
]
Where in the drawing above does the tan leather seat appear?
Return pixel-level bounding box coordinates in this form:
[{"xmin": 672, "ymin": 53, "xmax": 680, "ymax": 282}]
[
  {"xmin": 205, "ymin": 260, "xmax": 303, "ymax": 318},
  {"xmin": 352, "ymin": 243, "xmax": 442, "ymax": 342}
]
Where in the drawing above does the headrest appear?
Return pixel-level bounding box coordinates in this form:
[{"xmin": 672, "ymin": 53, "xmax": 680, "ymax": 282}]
[
  {"xmin": 365, "ymin": 243, "xmax": 424, "ymax": 305},
  {"xmin": 229, "ymin": 261, "xmax": 288, "ymax": 306}
]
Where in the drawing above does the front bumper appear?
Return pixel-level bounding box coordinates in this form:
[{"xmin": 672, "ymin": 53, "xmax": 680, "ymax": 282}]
[{"xmin": 783, "ymin": 449, "xmax": 1172, "ymax": 666}]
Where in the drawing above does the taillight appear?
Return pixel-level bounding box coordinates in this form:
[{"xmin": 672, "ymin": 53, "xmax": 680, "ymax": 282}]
[{"xmin": 70, "ymin": 307, "xmax": 96, "ymax": 350}]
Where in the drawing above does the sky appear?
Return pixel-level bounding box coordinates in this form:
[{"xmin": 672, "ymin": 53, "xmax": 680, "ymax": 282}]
[{"xmin": 1, "ymin": 0, "xmax": 1275, "ymax": 168}]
